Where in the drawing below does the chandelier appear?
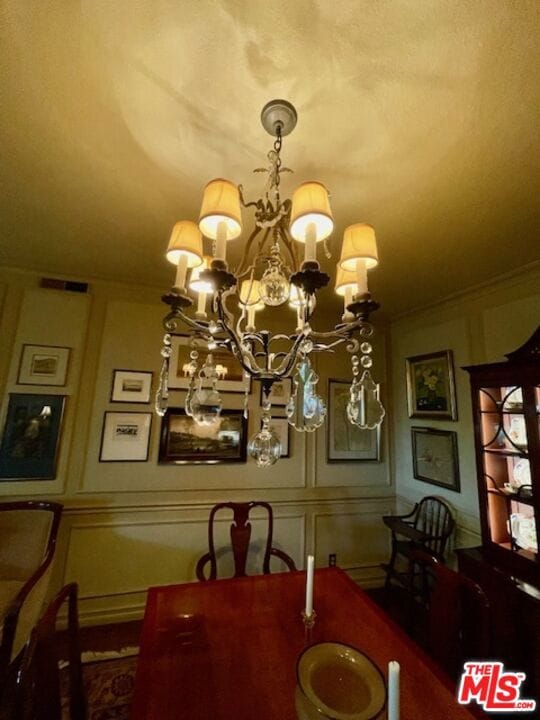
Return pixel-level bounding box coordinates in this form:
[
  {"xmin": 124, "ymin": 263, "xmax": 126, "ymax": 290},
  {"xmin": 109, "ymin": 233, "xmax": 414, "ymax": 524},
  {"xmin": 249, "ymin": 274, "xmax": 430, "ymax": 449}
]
[{"xmin": 156, "ymin": 100, "xmax": 385, "ymax": 466}]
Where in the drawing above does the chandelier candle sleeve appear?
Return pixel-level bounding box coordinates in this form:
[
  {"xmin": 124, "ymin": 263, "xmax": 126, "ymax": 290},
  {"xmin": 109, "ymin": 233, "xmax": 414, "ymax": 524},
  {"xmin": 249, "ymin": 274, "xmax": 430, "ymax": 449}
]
[
  {"xmin": 388, "ymin": 661, "xmax": 400, "ymax": 720},
  {"xmin": 356, "ymin": 259, "xmax": 369, "ymax": 295},
  {"xmin": 305, "ymin": 555, "xmax": 315, "ymax": 617}
]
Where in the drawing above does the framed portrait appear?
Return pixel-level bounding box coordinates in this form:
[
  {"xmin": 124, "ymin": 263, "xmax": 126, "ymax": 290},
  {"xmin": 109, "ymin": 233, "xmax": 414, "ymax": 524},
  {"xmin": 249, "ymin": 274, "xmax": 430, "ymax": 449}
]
[
  {"xmin": 159, "ymin": 409, "xmax": 247, "ymax": 464},
  {"xmin": 327, "ymin": 380, "xmax": 381, "ymax": 462},
  {"xmin": 406, "ymin": 350, "xmax": 457, "ymax": 420},
  {"xmin": 168, "ymin": 335, "xmax": 250, "ymax": 393},
  {"xmin": 259, "ymin": 378, "xmax": 292, "ymax": 407},
  {"xmin": 264, "ymin": 416, "xmax": 290, "ymax": 457},
  {"xmin": 0, "ymin": 393, "xmax": 66, "ymax": 479},
  {"xmin": 411, "ymin": 427, "xmax": 460, "ymax": 492},
  {"xmin": 99, "ymin": 412, "xmax": 152, "ymax": 462},
  {"xmin": 111, "ymin": 370, "xmax": 153, "ymax": 403},
  {"xmin": 17, "ymin": 344, "xmax": 70, "ymax": 386}
]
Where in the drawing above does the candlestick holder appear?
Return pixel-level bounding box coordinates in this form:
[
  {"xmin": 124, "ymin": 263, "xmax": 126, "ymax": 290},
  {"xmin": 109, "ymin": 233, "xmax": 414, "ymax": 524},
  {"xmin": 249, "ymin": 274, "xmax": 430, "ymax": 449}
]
[{"xmin": 301, "ymin": 609, "xmax": 317, "ymax": 629}]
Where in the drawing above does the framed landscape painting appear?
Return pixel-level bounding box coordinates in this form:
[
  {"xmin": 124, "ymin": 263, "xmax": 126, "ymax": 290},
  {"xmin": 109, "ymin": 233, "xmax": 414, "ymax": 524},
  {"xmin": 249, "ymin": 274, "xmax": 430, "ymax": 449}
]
[
  {"xmin": 159, "ymin": 409, "xmax": 247, "ymax": 464},
  {"xmin": 168, "ymin": 335, "xmax": 250, "ymax": 393},
  {"xmin": 111, "ymin": 370, "xmax": 153, "ymax": 403},
  {"xmin": 406, "ymin": 350, "xmax": 457, "ymax": 420},
  {"xmin": 411, "ymin": 426, "xmax": 460, "ymax": 492},
  {"xmin": 327, "ymin": 380, "xmax": 381, "ymax": 462},
  {"xmin": 17, "ymin": 344, "xmax": 70, "ymax": 386},
  {"xmin": 0, "ymin": 393, "xmax": 66, "ymax": 479}
]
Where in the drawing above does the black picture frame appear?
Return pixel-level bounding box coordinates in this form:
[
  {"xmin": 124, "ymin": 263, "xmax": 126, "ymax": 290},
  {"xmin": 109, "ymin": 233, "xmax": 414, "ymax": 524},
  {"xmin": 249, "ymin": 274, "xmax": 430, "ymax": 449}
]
[
  {"xmin": 110, "ymin": 369, "xmax": 153, "ymax": 404},
  {"xmin": 159, "ymin": 409, "xmax": 247, "ymax": 464},
  {"xmin": 406, "ymin": 350, "xmax": 458, "ymax": 420},
  {"xmin": 411, "ymin": 426, "xmax": 461, "ymax": 492},
  {"xmin": 0, "ymin": 393, "xmax": 66, "ymax": 480}
]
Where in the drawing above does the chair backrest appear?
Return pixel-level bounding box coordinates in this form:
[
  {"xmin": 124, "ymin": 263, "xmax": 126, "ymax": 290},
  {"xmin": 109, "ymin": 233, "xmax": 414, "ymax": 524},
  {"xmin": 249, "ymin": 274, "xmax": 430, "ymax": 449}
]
[
  {"xmin": 196, "ymin": 501, "xmax": 296, "ymax": 581},
  {"xmin": 15, "ymin": 583, "xmax": 86, "ymax": 720},
  {"xmin": 409, "ymin": 550, "xmax": 491, "ymax": 679},
  {"xmin": 0, "ymin": 501, "xmax": 62, "ymax": 580},
  {"xmin": 0, "ymin": 501, "xmax": 63, "ymax": 669},
  {"xmin": 413, "ymin": 496, "xmax": 454, "ymax": 558}
]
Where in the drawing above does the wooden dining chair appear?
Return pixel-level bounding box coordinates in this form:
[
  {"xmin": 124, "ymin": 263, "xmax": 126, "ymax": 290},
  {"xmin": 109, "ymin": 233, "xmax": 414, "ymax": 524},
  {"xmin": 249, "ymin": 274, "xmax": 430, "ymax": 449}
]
[
  {"xmin": 196, "ymin": 501, "xmax": 297, "ymax": 581},
  {"xmin": 381, "ymin": 496, "xmax": 454, "ymax": 591},
  {"xmin": 408, "ymin": 549, "xmax": 491, "ymax": 680},
  {"xmin": 15, "ymin": 582, "xmax": 86, "ymax": 720},
  {"xmin": 0, "ymin": 501, "xmax": 63, "ymax": 676}
]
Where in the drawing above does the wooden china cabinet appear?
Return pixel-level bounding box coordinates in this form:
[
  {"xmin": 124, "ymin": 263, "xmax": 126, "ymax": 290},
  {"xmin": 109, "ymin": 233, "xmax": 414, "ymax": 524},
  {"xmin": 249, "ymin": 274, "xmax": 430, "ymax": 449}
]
[{"xmin": 457, "ymin": 327, "xmax": 540, "ymax": 698}]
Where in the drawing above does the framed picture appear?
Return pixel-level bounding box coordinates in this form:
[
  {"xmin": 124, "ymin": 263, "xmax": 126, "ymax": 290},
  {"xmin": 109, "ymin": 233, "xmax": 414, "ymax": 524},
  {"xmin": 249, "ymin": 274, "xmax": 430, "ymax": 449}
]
[
  {"xmin": 411, "ymin": 427, "xmax": 460, "ymax": 492},
  {"xmin": 168, "ymin": 335, "xmax": 250, "ymax": 393},
  {"xmin": 264, "ymin": 416, "xmax": 290, "ymax": 457},
  {"xmin": 111, "ymin": 370, "xmax": 153, "ymax": 403},
  {"xmin": 159, "ymin": 409, "xmax": 247, "ymax": 464},
  {"xmin": 99, "ymin": 412, "xmax": 152, "ymax": 462},
  {"xmin": 406, "ymin": 350, "xmax": 457, "ymax": 420},
  {"xmin": 327, "ymin": 380, "xmax": 381, "ymax": 462},
  {"xmin": 0, "ymin": 393, "xmax": 66, "ymax": 479},
  {"xmin": 17, "ymin": 344, "xmax": 70, "ymax": 386},
  {"xmin": 259, "ymin": 378, "xmax": 292, "ymax": 407}
]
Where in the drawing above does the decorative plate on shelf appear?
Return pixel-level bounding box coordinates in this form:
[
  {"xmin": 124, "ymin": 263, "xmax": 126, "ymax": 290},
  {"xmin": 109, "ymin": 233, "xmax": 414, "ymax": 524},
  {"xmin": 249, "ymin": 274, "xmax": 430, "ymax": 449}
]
[
  {"xmin": 505, "ymin": 387, "xmax": 523, "ymax": 409},
  {"xmin": 513, "ymin": 459, "xmax": 531, "ymax": 488},
  {"xmin": 510, "ymin": 514, "xmax": 538, "ymax": 553},
  {"xmin": 506, "ymin": 417, "xmax": 527, "ymax": 448}
]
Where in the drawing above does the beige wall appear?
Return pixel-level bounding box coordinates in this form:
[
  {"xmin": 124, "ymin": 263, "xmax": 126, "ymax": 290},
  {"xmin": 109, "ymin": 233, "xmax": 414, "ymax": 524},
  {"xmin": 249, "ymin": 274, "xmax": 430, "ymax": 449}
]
[
  {"xmin": 0, "ymin": 267, "xmax": 392, "ymax": 624},
  {"xmin": 389, "ymin": 263, "xmax": 540, "ymax": 550}
]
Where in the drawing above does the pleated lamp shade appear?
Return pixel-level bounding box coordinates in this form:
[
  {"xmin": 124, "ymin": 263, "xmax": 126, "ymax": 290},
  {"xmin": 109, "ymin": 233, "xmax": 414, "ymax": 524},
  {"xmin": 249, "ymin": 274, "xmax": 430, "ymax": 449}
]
[
  {"xmin": 335, "ymin": 265, "xmax": 358, "ymax": 296},
  {"xmin": 339, "ymin": 224, "xmax": 378, "ymax": 271},
  {"xmin": 189, "ymin": 256, "xmax": 214, "ymax": 294},
  {"xmin": 199, "ymin": 178, "xmax": 242, "ymax": 240},
  {"xmin": 289, "ymin": 181, "xmax": 333, "ymax": 242},
  {"xmin": 166, "ymin": 221, "xmax": 203, "ymax": 267}
]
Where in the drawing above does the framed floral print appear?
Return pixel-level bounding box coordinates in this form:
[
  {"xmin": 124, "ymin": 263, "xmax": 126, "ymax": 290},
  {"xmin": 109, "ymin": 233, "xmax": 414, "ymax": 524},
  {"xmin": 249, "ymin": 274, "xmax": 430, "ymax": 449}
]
[{"xmin": 406, "ymin": 350, "xmax": 457, "ymax": 420}]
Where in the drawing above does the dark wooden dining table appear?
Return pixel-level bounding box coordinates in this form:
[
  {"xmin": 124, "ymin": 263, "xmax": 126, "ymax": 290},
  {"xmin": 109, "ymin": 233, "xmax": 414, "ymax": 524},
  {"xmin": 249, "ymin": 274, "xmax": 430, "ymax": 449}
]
[{"xmin": 131, "ymin": 567, "xmax": 482, "ymax": 719}]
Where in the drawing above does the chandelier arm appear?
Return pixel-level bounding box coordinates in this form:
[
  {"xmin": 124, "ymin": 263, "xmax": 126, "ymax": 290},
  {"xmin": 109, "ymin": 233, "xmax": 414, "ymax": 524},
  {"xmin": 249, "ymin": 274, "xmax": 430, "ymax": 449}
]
[
  {"xmin": 234, "ymin": 225, "xmax": 264, "ymax": 277},
  {"xmin": 163, "ymin": 308, "xmax": 213, "ymax": 337},
  {"xmin": 278, "ymin": 221, "xmax": 300, "ymax": 273},
  {"xmin": 214, "ymin": 296, "xmax": 266, "ymax": 377}
]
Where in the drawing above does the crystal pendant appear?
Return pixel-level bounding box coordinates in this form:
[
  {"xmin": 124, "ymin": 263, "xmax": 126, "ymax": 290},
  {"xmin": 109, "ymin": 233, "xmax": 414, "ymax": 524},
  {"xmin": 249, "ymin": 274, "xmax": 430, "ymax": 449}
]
[
  {"xmin": 248, "ymin": 400, "xmax": 281, "ymax": 467},
  {"xmin": 287, "ymin": 358, "xmax": 326, "ymax": 432},
  {"xmin": 347, "ymin": 369, "xmax": 385, "ymax": 430},
  {"xmin": 187, "ymin": 354, "xmax": 223, "ymax": 427},
  {"xmin": 260, "ymin": 264, "xmax": 290, "ymax": 306}
]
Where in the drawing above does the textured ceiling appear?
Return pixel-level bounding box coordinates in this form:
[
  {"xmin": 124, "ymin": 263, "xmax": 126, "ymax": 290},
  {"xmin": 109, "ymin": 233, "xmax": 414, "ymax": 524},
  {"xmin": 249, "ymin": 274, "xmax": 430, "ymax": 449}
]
[{"xmin": 0, "ymin": 0, "xmax": 539, "ymax": 317}]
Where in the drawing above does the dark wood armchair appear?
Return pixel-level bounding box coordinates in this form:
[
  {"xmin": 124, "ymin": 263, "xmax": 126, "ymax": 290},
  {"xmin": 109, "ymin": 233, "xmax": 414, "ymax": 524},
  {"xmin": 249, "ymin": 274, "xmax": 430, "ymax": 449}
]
[
  {"xmin": 15, "ymin": 582, "xmax": 86, "ymax": 720},
  {"xmin": 0, "ymin": 501, "xmax": 63, "ymax": 674},
  {"xmin": 407, "ymin": 549, "xmax": 491, "ymax": 680},
  {"xmin": 381, "ymin": 496, "xmax": 454, "ymax": 591},
  {"xmin": 196, "ymin": 501, "xmax": 297, "ymax": 581}
]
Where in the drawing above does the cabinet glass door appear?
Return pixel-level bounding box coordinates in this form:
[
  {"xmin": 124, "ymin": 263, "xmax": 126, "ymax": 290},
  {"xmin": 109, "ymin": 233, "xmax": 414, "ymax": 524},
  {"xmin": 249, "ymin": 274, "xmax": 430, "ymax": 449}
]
[{"xmin": 479, "ymin": 386, "xmax": 537, "ymax": 558}]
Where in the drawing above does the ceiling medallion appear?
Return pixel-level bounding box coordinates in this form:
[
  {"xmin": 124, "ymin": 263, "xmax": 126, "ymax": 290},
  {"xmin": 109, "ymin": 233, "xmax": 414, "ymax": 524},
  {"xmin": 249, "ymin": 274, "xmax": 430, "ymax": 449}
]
[{"xmin": 156, "ymin": 100, "xmax": 385, "ymax": 466}]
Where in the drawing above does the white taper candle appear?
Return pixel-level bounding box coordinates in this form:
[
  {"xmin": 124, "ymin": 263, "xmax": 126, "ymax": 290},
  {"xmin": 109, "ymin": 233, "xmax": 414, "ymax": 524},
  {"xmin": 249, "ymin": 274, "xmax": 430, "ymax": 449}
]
[
  {"xmin": 388, "ymin": 661, "xmax": 400, "ymax": 720},
  {"xmin": 196, "ymin": 291, "xmax": 207, "ymax": 318},
  {"xmin": 247, "ymin": 305, "xmax": 257, "ymax": 330},
  {"xmin": 305, "ymin": 555, "xmax": 314, "ymax": 617}
]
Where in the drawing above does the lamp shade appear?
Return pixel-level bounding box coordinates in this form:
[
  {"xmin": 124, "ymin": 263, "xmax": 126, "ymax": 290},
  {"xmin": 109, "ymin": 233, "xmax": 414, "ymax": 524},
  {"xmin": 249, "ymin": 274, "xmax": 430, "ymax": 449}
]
[
  {"xmin": 199, "ymin": 178, "xmax": 242, "ymax": 240},
  {"xmin": 166, "ymin": 221, "xmax": 203, "ymax": 267},
  {"xmin": 239, "ymin": 279, "xmax": 264, "ymax": 309},
  {"xmin": 335, "ymin": 265, "xmax": 358, "ymax": 296},
  {"xmin": 339, "ymin": 224, "xmax": 378, "ymax": 271},
  {"xmin": 289, "ymin": 181, "xmax": 333, "ymax": 242},
  {"xmin": 189, "ymin": 256, "xmax": 214, "ymax": 294}
]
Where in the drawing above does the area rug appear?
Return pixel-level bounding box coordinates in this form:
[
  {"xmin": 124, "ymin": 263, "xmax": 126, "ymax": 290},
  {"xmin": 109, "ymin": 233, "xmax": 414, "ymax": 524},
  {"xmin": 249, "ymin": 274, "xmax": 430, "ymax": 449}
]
[{"xmin": 61, "ymin": 648, "xmax": 138, "ymax": 720}]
